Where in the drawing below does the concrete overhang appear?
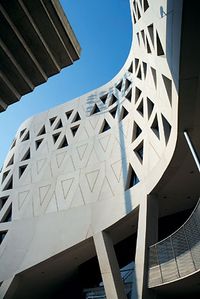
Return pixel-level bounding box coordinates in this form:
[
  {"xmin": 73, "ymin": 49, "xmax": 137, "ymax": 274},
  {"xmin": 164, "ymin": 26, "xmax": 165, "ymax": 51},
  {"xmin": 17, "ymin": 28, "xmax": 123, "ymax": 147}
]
[{"xmin": 0, "ymin": 0, "xmax": 81, "ymax": 111}]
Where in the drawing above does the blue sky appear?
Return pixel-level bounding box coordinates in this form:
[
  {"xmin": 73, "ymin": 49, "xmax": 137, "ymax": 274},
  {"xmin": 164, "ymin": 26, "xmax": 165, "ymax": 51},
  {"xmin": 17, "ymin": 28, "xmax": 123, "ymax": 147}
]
[{"xmin": 0, "ymin": 0, "xmax": 132, "ymax": 166}]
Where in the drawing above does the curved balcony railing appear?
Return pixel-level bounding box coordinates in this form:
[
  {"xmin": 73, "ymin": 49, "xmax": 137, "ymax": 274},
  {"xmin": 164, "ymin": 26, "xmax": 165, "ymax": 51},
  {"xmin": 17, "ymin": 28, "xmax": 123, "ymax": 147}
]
[{"xmin": 148, "ymin": 199, "xmax": 200, "ymax": 288}]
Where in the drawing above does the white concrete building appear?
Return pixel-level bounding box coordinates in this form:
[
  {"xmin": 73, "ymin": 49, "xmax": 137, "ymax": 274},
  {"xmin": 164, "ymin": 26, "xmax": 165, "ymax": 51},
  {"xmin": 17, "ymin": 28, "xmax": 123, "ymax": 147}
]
[{"xmin": 0, "ymin": 0, "xmax": 200, "ymax": 298}]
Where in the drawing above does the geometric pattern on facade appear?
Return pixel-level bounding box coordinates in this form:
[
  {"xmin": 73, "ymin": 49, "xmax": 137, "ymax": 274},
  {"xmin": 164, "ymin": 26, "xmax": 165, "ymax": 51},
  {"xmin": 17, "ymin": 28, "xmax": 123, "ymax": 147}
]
[{"xmin": 0, "ymin": 0, "xmax": 183, "ymax": 297}]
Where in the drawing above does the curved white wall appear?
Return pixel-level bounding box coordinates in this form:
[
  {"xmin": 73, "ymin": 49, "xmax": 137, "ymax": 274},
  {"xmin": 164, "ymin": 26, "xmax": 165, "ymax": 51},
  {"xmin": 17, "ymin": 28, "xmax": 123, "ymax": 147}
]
[{"xmin": 0, "ymin": 0, "xmax": 183, "ymax": 291}]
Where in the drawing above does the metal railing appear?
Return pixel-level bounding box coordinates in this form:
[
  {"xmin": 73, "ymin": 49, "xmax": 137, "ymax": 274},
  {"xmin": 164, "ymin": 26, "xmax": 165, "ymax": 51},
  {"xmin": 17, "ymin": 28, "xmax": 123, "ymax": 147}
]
[
  {"xmin": 148, "ymin": 199, "xmax": 200, "ymax": 287},
  {"xmin": 83, "ymin": 268, "xmax": 133, "ymax": 299}
]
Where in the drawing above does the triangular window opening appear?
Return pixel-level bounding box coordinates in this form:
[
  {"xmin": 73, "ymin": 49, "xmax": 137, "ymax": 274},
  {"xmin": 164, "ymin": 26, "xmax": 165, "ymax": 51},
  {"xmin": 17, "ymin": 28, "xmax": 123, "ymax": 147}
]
[
  {"xmin": 135, "ymin": 58, "xmax": 139, "ymax": 73},
  {"xmin": 54, "ymin": 119, "xmax": 63, "ymax": 130},
  {"xmin": 151, "ymin": 115, "xmax": 160, "ymax": 139},
  {"xmin": 156, "ymin": 31, "xmax": 165, "ymax": 56},
  {"xmin": 72, "ymin": 112, "xmax": 81, "ymax": 122},
  {"xmin": 57, "ymin": 136, "xmax": 68, "ymax": 149},
  {"xmin": 1, "ymin": 205, "xmax": 12, "ymax": 223},
  {"xmin": 126, "ymin": 164, "xmax": 139, "ymax": 190},
  {"xmin": 0, "ymin": 231, "xmax": 8, "ymax": 245},
  {"xmin": 3, "ymin": 175, "xmax": 13, "ymax": 191},
  {"xmin": 100, "ymin": 94, "xmax": 107, "ymax": 104},
  {"xmin": 2, "ymin": 170, "xmax": 10, "ymax": 183},
  {"xmin": 19, "ymin": 164, "xmax": 27, "ymax": 178},
  {"xmin": 125, "ymin": 79, "xmax": 131, "ymax": 91},
  {"xmin": 49, "ymin": 117, "xmax": 57, "ymax": 126},
  {"xmin": 146, "ymin": 37, "xmax": 151, "ymax": 53},
  {"xmin": 132, "ymin": 11, "xmax": 137, "ymax": 24},
  {"xmin": 71, "ymin": 125, "xmax": 79, "ymax": 137},
  {"xmin": 128, "ymin": 62, "xmax": 133, "ymax": 73},
  {"xmin": 0, "ymin": 196, "xmax": 9, "ymax": 210},
  {"xmin": 134, "ymin": 141, "xmax": 144, "ymax": 163},
  {"xmin": 147, "ymin": 24, "xmax": 154, "ymax": 47},
  {"xmin": 137, "ymin": 66, "xmax": 142, "ymax": 79},
  {"xmin": 142, "ymin": 62, "xmax": 147, "ymax": 79},
  {"xmin": 37, "ymin": 125, "xmax": 46, "ymax": 136},
  {"xmin": 10, "ymin": 139, "xmax": 16, "ymax": 149},
  {"xmin": 135, "ymin": 87, "xmax": 142, "ymax": 103},
  {"xmin": 6, "ymin": 155, "xmax": 14, "ymax": 167},
  {"xmin": 109, "ymin": 106, "xmax": 118, "ymax": 118},
  {"xmin": 120, "ymin": 106, "xmax": 129, "ymax": 121},
  {"xmin": 144, "ymin": 0, "xmax": 149, "ymax": 11},
  {"xmin": 20, "ymin": 128, "xmax": 26, "ymax": 138},
  {"xmin": 65, "ymin": 110, "xmax": 73, "ymax": 120},
  {"xmin": 109, "ymin": 94, "xmax": 118, "ymax": 106},
  {"xmin": 151, "ymin": 67, "xmax": 157, "ymax": 88},
  {"xmin": 22, "ymin": 131, "xmax": 30, "ymax": 141},
  {"xmin": 141, "ymin": 30, "xmax": 145, "ymax": 45},
  {"xmin": 99, "ymin": 120, "xmax": 111, "ymax": 134},
  {"xmin": 21, "ymin": 148, "xmax": 30, "ymax": 161},
  {"xmin": 116, "ymin": 80, "xmax": 123, "ymax": 91},
  {"xmin": 147, "ymin": 97, "xmax": 154, "ymax": 119},
  {"xmin": 162, "ymin": 75, "xmax": 172, "ymax": 105},
  {"xmin": 137, "ymin": 99, "xmax": 144, "ymax": 116},
  {"xmin": 91, "ymin": 104, "xmax": 100, "ymax": 115},
  {"xmin": 137, "ymin": 3, "xmax": 141, "ymax": 19},
  {"xmin": 52, "ymin": 132, "xmax": 61, "ymax": 144},
  {"xmin": 132, "ymin": 122, "xmax": 142, "ymax": 142},
  {"xmin": 126, "ymin": 89, "xmax": 132, "ymax": 102},
  {"xmin": 162, "ymin": 114, "xmax": 172, "ymax": 144},
  {"xmin": 35, "ymin": 138, "xmax": 43, "ymax": 150}
]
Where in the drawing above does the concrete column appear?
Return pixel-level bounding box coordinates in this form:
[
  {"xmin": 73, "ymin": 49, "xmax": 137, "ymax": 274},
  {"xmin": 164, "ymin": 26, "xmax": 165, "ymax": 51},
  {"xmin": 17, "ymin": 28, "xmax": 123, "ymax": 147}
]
[
  {"xmin": 134, "ymin": 195, "xmax": 158, "ymax": 299},
  {"xmin": 94, "ymin": 231, "xmax": 127, "ymax": 299}
]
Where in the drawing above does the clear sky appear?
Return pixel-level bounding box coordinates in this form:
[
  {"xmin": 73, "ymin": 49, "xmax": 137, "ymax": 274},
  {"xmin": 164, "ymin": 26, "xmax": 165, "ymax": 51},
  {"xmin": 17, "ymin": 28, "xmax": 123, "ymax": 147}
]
[{"xmin": 0, "ymin": 0, "xmax": 132, "ymax": 167}]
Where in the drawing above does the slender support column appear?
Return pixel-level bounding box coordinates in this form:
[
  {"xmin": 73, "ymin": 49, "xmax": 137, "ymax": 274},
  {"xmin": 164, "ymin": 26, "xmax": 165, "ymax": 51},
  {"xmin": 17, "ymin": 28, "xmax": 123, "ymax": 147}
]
[
  {"xmin": 184, "ymin": 131, "xmax": 200, "ymax": 172},
  {"xmin": 94, "ymin": 231, "xmax": 127, "ymax": 299},
  {"xmin": 134, "ymin": 195, "xmax": 158, "ymax": 299}
]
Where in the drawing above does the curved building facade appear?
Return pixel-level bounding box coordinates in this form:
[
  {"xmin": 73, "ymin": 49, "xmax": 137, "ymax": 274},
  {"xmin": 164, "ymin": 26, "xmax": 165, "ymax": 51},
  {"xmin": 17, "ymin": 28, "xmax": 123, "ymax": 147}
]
[{"xmin": 0, "ymin": 0, "xmax": 200, "ymax": 298}]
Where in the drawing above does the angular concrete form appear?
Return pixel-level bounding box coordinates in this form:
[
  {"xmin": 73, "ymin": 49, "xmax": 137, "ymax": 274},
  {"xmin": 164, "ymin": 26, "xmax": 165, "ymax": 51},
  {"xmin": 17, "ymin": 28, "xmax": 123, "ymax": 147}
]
[
  {"xmin": 0, "ymin": 0, "xmax": 200, "ymax": 298},
  {"xmin": 0, "ymin": 0, "xmax": 81, "ymax": 111}
]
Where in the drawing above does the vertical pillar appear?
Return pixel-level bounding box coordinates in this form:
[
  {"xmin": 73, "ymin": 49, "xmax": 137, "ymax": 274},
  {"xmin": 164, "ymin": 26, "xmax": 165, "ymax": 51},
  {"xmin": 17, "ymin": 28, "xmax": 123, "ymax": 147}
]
[
  {"xmin": 94, "ymin": 231, "xmax": 127, "ymax": 299},
  {"xmin": 134, "ymin": 194, "xmax": 158, "ymax": 299}
]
